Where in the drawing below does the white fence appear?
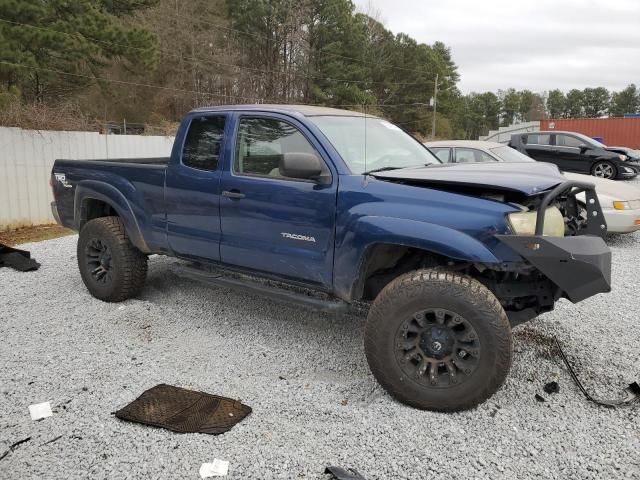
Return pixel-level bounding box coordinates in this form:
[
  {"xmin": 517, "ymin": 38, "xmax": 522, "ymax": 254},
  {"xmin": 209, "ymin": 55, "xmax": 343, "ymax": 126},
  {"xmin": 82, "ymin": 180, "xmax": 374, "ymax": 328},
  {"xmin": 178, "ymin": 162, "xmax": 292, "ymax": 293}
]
[{"xmin": 0, "ymin": 127, "xmax": 175, "ymax": 230}]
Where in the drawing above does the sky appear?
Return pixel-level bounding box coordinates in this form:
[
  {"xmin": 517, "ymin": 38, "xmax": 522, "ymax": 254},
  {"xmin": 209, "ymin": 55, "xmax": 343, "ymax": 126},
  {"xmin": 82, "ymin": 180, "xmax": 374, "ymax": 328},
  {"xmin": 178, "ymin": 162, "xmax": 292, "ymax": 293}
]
[{"xmin": 353, "ymin": 0, "xmax": 640, "ymax": 94}]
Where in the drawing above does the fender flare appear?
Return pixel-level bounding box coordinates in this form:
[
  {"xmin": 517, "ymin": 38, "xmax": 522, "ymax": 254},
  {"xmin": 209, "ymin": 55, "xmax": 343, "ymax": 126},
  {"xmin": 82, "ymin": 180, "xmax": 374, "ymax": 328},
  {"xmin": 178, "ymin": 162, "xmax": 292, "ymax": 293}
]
[
  {"xmin": 74, "ymin": 181, "xmax": 150, "ymax": 253},
  {"xmin": 335, "ymin": 216, "xmax": 501, "ymax": 301}
]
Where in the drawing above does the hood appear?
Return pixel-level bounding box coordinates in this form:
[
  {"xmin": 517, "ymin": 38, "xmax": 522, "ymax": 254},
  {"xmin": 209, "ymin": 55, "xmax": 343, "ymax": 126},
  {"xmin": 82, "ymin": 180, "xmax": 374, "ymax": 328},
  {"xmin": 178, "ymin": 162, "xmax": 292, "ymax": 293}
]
[
  {"xmin": 605, "ymin": 146, "xmax": 640, "ymax": 159},
  {"xmin": 564, "ymin": 172, "xmax": 640, "ymax": 201},
  {"xmin": 372, "ymin": 161, "xmax": 567, "ymax": 196}
]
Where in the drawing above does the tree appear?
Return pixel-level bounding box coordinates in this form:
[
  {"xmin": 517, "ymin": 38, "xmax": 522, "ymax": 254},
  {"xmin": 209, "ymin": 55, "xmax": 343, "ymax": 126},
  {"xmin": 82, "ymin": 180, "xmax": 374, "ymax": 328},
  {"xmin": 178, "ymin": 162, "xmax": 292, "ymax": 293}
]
[
  {"xmin": 565, "ymin": 89, "xmax": 584, "ymax": 118},
  {"xmin": 0, "ymin": 0, "xmax": 158, "ymax": 103},
  {"xmin": 609, "ymin": 84, "xmax": 639, "ymax": 117},
  {"xmin": 546, "ymin": 89, "xmax": 565, "ymax": 118},
  {"xmin": 499, "ymin": 88, "xmax": 520, "ymax": 126},
  {"xmin": 582, "ymin": 87, "xmax": 610, "ymax": 118},
  {"xmin": 518, "ymin": 90, "xmax": 534, "ymax": 121}
]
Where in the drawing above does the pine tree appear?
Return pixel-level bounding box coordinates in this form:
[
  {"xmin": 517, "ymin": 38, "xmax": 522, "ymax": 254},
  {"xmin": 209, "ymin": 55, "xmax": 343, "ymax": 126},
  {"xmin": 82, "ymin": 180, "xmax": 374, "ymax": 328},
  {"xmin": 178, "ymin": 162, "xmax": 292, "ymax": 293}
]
[{"xmin": 0, "ymin": 0, "xmax": 158, "ymax": 102}]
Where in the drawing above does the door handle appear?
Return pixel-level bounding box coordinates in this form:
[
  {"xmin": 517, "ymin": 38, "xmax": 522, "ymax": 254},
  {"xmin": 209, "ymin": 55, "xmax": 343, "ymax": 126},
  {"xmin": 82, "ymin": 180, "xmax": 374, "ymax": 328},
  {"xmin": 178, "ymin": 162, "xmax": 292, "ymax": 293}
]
[{"xmin": 222, "ymin": 190, "xmax": 245, "ymax": 200}]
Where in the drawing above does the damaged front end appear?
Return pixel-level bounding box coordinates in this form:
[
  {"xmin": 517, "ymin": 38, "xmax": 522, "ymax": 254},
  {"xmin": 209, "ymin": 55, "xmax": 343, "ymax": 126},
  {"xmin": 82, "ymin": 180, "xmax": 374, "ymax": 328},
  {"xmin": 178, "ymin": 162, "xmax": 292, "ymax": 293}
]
[{"xmin": 484, "ymin": 180, "xmax": 612, "ymax": 326}]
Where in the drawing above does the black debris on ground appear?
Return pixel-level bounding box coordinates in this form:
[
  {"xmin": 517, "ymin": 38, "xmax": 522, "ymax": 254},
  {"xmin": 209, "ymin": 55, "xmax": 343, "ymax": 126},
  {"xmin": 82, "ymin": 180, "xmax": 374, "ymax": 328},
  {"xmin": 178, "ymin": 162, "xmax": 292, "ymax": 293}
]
[
  {"xmin": 0, "ymin": 244, "xmax": 40, "ymax": 272},
  {"xmin": 544, "ymin": 381, "xmax": 560, "ymax": 395},
  {"xmin": 325, "ymin": 466, "xmax": 368, "ymax": 480}
]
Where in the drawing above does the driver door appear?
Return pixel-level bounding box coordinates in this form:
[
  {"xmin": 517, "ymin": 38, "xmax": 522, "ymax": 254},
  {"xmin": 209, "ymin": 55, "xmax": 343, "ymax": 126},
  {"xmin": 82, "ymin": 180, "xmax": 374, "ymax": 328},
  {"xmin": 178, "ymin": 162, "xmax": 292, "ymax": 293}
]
[{"xmin": 219, "ymin": 113, "xmax": 337, "ymax": 289}]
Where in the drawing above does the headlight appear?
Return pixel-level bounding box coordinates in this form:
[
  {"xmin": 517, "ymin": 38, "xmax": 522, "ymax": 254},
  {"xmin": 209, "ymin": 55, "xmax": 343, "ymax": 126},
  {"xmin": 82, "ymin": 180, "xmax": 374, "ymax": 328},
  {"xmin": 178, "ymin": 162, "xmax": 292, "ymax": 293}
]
[
  {"xmin": 613, "ymin": 201, "xmax": 630, "ymax": 210},
  {"xmin": 618, "ymin": 154, "xmax": 627, "ymax": 161},
  {"xmin": 507, "ymin": 206, "xmax": 565, "ymax": 237}
]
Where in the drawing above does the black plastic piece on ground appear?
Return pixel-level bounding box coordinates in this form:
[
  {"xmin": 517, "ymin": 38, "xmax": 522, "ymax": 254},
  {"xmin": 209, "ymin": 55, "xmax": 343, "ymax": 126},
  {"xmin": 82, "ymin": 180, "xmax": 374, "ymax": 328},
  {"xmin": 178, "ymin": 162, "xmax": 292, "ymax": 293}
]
[
  {"xmin": 554, "ymin": 338, "xmax": 640, "ymax": 407},
  {"xmin": 0, "ymin": 244, "xmax": 40, "ymax": 272},
  {"xmin": 535, "ymin": 394, "xmax": 546, "ymax": 402},
  {"xmin": 114, "ymin": 384, "xmax": 251, "ymax": 434},
  {"xmin": 325, "ymin": 466, "xmax": 367, "ymax": 480},
  {"xmin": 544, "ymin": 381, "xmax": 560, "ymax": 394}
]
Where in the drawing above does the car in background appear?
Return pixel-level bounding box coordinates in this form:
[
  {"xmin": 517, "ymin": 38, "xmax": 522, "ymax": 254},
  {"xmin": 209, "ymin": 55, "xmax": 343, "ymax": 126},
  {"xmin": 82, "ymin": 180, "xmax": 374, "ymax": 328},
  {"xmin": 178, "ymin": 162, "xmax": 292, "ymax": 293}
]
[
  {"xmin": 508, "ymin": 131, "xmax": 640, "ymax": 180},
  {"xmin": 425, "ymin": 140, "xmax": 640, "ymax": 234}
]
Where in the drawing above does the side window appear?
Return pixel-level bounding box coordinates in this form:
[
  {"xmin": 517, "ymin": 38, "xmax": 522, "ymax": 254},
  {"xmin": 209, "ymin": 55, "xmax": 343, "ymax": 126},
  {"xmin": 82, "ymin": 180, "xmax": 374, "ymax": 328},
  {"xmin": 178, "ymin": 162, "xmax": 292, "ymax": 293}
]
[
  {"xmin": 430, "ymin": 147, "xmax": 451, "ymax": 163},
  {"xmin": 556, "ymin": 135, "xmax": 583, "ymax": 148},
  {"xmin": 455, "ymin": 148, "xmax": 495, "ymax": 163},
  {"xmin": 526, "ymin": 134, "xmax": 551, "ymax": 146},
  {"xmin": 182, "ymin": 116, "xmax": 226, "ymax": 171},
  {"xmin": 235, "ymin": 117, "xmax": 319, "ymax": 179}
]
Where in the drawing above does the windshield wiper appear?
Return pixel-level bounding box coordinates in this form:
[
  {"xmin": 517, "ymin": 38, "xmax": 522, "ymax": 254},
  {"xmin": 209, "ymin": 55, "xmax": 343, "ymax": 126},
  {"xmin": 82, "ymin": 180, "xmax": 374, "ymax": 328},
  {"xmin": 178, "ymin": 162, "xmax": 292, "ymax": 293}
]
[{"xmin": 363, "ymin": 166, "xmax": 403, "ymax": 175}]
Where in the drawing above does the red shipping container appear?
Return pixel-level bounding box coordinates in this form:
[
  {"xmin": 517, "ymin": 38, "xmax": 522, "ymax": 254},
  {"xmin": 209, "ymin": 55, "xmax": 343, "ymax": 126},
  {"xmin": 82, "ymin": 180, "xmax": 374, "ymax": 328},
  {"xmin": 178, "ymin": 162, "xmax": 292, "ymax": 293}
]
[{"xmin": 540, "ymin": 118, "xmax": 640, "ymax": 149}]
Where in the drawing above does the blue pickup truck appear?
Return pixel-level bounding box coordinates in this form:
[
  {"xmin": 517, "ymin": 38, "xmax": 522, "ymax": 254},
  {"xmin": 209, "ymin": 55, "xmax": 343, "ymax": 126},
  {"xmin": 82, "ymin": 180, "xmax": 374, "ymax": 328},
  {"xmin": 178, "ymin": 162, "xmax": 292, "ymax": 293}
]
[{"xmin": 51, "ymin": 105, "xmax": 612, "ymax": 411}]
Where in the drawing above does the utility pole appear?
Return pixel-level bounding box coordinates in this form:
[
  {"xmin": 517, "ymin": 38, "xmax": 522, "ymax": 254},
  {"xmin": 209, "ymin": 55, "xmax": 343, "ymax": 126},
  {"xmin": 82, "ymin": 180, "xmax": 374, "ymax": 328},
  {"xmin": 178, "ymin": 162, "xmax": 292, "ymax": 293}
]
[{"xmin": 432, "ymin": 73, "xmax": 438, "ymax": 139}]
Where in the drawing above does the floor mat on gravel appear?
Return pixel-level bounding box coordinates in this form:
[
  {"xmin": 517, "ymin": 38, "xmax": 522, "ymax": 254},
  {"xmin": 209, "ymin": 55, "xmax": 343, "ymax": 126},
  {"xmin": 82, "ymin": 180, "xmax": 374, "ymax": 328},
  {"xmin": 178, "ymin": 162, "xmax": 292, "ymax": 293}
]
[{"xmin": 114, "ymin": 384, "xmax": 252, "ymax": 434}]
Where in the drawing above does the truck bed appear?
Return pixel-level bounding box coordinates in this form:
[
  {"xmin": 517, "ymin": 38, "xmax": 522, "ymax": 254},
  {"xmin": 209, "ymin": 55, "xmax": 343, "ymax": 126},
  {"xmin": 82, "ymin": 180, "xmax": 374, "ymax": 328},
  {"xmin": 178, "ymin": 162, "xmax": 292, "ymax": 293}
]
[{"xmin": 61, "ymin": 157, "xmax": 170, "ymax": 165}]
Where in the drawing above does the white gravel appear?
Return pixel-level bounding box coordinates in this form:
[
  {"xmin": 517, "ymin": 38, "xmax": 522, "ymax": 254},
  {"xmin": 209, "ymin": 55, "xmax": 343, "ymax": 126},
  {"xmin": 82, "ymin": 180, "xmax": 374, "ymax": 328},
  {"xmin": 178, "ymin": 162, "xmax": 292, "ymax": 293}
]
[{"xmin": 1, "ymin": 229, "xmax": 639, "ymax": 479}]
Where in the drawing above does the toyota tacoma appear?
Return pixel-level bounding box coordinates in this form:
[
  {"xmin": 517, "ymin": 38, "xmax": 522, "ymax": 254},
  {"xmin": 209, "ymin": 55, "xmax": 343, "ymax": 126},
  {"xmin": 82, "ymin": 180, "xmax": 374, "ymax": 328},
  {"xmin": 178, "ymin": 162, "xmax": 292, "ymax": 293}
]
[{"xmin": 51, "ymin": 105, "xmax": 612, "ymax": 411}]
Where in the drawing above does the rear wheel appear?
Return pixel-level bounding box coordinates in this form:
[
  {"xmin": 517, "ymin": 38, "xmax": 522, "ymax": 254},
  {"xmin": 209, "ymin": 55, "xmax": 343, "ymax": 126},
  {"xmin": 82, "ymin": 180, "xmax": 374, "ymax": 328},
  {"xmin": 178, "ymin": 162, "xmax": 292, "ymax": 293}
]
[
  {"xmin": 364, "ymin": 269, "xmax": 512, "ymax": 411},
  {"xmin": 77, "ymin": 216, "xmax": 147, "ymax": 302},
  {"xmin": 592, "ymin": 161, "xmax": 616, "ymax": 179}
]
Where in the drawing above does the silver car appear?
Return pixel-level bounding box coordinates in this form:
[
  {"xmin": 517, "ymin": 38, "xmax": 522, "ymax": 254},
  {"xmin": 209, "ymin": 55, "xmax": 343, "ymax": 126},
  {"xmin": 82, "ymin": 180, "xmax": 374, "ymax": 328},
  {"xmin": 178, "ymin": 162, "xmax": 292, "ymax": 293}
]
[{"xmin": 425, "ymin": 140, "xmax": 640, "ymax": 234}]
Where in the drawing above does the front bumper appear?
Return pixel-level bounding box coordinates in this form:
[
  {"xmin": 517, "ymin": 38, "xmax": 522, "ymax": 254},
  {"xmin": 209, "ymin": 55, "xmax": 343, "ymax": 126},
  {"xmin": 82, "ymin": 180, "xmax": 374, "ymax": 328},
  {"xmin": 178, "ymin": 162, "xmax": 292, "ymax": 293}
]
[
  {"xmin": 624, "ymin": 161, "xmax": 640, "ymax": 174},
  {"xmin": 602, "ymin": 207, "xmax": 640, "ymax": 233},
  {"xmin": 496, "ymin": 235, "xmax": 611, "ymax": 303}
]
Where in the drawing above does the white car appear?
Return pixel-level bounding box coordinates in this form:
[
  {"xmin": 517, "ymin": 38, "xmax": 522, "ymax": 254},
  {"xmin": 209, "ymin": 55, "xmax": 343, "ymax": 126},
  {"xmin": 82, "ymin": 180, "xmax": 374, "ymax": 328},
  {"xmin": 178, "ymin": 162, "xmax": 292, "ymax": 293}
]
[{"xmin": 425, "ymin": 140, "xmax": 640, "ymax": 234}]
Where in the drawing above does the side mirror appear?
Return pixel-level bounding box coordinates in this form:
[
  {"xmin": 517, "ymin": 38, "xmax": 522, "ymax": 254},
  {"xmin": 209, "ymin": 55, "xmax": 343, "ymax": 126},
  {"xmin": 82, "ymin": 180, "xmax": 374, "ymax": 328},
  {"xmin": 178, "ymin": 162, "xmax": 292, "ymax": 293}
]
[
  {"xmin": 578, "ymin": 143, "xmax": 591, "ymax": 152},
  {"xmin": 279, "ymin": 152, "xmax": 323, "ymax": 181}
]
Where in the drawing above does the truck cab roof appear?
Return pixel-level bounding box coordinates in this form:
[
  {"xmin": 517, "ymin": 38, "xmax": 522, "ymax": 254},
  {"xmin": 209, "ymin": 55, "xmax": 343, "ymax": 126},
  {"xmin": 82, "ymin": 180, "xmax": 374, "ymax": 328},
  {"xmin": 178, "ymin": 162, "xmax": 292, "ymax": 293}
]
[{"xmin": 190, "ymin": 104, "xmax": 377, "ymax": 118}]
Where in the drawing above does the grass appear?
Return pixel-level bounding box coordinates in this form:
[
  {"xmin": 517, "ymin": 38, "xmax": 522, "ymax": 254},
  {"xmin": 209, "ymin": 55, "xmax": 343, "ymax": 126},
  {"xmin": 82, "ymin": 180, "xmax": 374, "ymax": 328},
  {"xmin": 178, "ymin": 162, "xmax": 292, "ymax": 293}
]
[{"xmin": 0, "ymin": 224, "xmax": 74, "ymax": 246}]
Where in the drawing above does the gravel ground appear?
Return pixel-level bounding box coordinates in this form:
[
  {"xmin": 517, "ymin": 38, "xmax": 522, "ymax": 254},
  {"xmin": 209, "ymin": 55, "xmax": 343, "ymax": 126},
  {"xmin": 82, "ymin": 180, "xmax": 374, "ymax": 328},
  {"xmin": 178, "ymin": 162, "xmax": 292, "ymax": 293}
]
[{"xmin": 1, "ymin": 228, "xmax": 639, "ymax": 479}]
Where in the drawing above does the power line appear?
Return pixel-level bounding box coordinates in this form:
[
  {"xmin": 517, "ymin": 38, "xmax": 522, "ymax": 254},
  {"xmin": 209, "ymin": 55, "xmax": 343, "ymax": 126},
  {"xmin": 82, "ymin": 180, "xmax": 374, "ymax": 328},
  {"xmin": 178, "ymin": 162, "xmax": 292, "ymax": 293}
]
[
  {"xmin": 0, "ymin": 17, "xmax": 431, "ymax": 88},
  {"xmin": 0, "ymin": 61, "xmax": 262, "ymax": 102},
  {"xmin": 0, "ymin": 61, "xmax": 434, "ymax": 112}
]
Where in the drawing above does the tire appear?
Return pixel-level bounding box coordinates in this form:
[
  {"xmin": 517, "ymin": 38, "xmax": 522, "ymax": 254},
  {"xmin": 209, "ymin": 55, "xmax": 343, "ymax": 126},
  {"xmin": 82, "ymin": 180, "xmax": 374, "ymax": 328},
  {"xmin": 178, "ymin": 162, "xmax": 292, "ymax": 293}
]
[
  {"xmin": 364, "ymin": 269, "xmax": 512, "ymax": 412},
  {"xmin": 591, "ymin": 161, "xmax": 616, "ymax": 179},
  {"xmin": 77, "ymin": 216, "xmax": 148, "ymax": 302}
]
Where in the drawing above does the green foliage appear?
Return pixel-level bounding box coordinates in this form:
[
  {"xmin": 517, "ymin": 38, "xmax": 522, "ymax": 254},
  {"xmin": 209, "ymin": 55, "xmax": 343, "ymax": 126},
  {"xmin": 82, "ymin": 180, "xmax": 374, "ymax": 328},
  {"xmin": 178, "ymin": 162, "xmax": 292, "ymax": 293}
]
[
  {"xmin": 0, "ymin": 0, "xmax": 158, "ymax": 102},
  {"xmin": 2, "ymin": 0, "xmax": 638, "ymax": 138},
  {"xmin": 565, "ymin": 89, "xmax": 584, "ymax": 117},
  {"xmin": 609, "ymin": 84, "xmax": 639, "ymax": 117},
  {"xmin": 546, "ymin": 89, "xmax": 565, "ymax": 118},
  {"xmin": 582, "ymin": 87, "xmax": 610, "ymax": 118}
]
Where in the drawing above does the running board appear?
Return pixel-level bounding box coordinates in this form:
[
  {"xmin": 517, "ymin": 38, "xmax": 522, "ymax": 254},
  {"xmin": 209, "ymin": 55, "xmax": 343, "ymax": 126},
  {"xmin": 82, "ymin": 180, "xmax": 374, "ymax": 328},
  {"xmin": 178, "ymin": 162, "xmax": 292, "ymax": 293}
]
[{"xmin": 173, "ymin": 264, "xmax": 350, "ymax": 314}]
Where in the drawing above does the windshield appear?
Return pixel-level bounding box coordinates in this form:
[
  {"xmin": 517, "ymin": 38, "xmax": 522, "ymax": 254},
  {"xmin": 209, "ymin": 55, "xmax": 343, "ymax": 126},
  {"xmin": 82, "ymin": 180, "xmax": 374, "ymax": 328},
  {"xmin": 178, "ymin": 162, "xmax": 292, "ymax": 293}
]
[
  {"xmin": 309, "ymin": 115, "xmax": 441, "ymax": 174},
  {"xmin": 490, "ymin": 145, "xmax": 535, "ymax": 163}
]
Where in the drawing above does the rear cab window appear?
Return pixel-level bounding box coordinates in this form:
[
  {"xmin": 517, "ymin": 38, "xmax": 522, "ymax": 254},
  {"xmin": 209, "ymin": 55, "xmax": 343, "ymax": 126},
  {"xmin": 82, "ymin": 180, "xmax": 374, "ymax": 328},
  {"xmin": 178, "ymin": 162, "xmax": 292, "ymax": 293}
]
[{"xmin": 182, "ymin": 116, "xmax": 226, "ymax": 171}]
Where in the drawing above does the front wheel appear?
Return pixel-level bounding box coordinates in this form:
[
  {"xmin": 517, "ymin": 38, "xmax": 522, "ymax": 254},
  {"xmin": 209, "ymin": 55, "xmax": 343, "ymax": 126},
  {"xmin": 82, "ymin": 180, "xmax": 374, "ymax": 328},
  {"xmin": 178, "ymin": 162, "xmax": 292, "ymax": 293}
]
[
  {"xmin": 592, "ymin": 161, "xmax": 616, "ymax": 179},
  {"xmin": 364, "ymin": 269, "xmax": 512, "ymax": 411},
  {"xmin": 77, "ymin": 216, "xmax": 148, "ymax": 302}
]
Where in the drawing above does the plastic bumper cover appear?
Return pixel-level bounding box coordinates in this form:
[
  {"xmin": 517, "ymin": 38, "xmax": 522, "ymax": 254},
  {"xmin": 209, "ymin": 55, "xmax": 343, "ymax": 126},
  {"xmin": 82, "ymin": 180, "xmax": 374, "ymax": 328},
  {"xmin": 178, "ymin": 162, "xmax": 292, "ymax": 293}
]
[
  {"xmin": 602, "ymin": 207, "xmax": 640, "ymax": 233},
  {"xmin": 495, "ymin": 234, "xmax": 611, "ymax": 303}
]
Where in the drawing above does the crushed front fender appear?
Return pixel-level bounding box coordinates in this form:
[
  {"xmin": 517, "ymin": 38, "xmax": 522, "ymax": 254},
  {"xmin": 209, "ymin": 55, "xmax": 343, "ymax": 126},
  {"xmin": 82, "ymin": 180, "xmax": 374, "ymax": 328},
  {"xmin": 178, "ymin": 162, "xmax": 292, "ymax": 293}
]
[{"xmin": 495, "ymin": 235, "xmax": 611, "ymax": 303}]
